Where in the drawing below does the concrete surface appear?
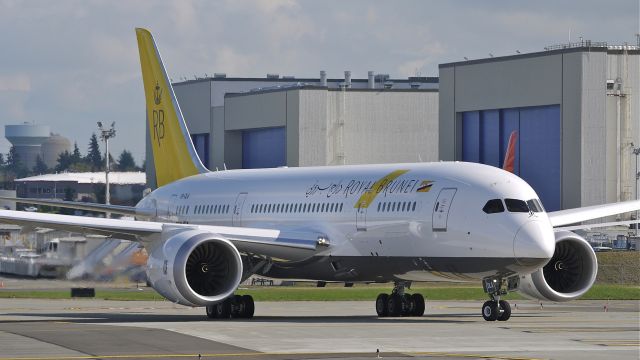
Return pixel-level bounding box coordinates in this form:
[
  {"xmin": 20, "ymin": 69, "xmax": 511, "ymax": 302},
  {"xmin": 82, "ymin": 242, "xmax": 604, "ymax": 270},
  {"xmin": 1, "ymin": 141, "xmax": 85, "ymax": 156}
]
[{"xmin": 0, "ymin": 298, "xmax": 637, "ymax": 360}]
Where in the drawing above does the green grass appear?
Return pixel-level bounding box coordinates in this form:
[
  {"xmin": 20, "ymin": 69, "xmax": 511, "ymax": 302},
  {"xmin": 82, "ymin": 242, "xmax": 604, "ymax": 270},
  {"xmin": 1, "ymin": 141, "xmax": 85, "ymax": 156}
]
[{"xmin": 1, "ymin": 284, "xmax": 637, "ymax": 301}]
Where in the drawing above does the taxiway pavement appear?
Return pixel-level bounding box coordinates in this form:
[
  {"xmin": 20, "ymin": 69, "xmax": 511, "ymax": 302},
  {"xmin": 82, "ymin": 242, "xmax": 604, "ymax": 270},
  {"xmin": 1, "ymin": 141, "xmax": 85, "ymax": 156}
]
[{"xmin": 0, "ymin": 298, "xmax": 638, "ymax": 360}]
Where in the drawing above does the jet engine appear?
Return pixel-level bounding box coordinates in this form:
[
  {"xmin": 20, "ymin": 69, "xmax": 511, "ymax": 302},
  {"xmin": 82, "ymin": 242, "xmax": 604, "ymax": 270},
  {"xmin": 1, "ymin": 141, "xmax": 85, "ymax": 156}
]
[
  {"xmin": 146, "ymin": 228, "xmax": 243, "ymax": 306},
  {"xmin": 518, "ymin": 231, "xmax": 597, "ymax": 302}
]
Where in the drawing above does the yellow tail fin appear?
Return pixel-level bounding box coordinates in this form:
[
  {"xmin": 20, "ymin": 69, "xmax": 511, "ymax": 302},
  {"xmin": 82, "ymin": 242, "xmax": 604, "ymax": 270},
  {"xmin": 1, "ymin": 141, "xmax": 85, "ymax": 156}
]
[{"xmin": 135, "ymin": 28, "xmax": 207, "ymax": 187}]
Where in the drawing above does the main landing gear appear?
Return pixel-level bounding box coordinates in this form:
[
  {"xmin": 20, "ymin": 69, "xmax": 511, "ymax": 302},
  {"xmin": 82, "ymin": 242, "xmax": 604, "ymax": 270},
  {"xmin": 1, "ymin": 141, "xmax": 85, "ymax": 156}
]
[
  {"xmin": 206, "ymin": 294, "xmax": 255, "ymax": 319},
  {"xmin": 481, "ymin": 276, "xmax": 518, "ymax": 321},
  {"xmin": 376, "ymin": 282, "xmax": 425, "ymax": 317}
]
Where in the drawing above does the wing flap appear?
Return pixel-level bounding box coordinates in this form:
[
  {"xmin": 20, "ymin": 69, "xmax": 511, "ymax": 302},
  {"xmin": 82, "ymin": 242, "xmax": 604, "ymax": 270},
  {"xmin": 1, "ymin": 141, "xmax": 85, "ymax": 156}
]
[{"xmin": 548, "ymin": 200, "xmax": 640, "ymax": 227}]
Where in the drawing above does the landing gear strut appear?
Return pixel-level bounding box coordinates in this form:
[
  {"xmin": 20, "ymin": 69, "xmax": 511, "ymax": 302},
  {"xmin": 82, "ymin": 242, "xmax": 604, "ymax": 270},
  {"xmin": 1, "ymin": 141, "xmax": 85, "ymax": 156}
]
[
  {"xmin": 206, "ymin": 294, "xmax": 255, "ymax": 319},
  {"xmin": 481, "ymin": 276, "xmax": 518, "ymax": 321},
  {"xmin": 376, "ymin": 282, "xmax": 425, "ymax": 317}
]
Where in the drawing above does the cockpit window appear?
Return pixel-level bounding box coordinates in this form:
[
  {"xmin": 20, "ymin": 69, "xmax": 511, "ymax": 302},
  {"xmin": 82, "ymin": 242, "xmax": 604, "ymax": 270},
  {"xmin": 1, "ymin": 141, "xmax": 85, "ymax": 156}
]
[
  {"xmin": 483, "ymin": 199, "xmax": 505, "ymax": 214},
  {"xmin": 526, "ymin": 199, "xmax": 544, "ymax": 213},
  {"xmin": 505, "ymin": 199, "xmax": 529, "ymax": 213}
]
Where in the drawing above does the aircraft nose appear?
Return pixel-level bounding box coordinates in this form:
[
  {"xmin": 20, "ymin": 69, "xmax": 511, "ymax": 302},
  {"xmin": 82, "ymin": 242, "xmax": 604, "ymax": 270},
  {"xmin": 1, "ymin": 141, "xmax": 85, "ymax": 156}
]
[{"xmin": 513, "ymin": 220, "xmax": 555, "ymax": 265}]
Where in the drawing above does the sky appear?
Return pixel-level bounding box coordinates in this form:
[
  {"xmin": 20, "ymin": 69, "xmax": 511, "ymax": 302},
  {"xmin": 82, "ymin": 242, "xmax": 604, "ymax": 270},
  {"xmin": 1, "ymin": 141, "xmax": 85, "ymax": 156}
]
[{"xmin": 0, "ymin": 0, "xmax": 638, "ymax": 165}]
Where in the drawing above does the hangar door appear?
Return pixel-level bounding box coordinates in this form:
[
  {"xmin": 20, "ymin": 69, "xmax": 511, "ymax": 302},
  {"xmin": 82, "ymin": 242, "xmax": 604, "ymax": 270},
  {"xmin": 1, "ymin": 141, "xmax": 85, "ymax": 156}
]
[
  {"xmin": 461, "ymin": 105, "xmax": 561, "ymax": 211},
  {"xmin": 242, "ymin": 127, "xmax": 286, "ymax": 169}
]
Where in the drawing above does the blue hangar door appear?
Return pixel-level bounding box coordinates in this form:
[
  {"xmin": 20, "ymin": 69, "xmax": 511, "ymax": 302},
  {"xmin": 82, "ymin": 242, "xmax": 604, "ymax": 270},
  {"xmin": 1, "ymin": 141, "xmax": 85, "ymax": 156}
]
[
  {"xmin": 242, "ymin": 127, "xmax": 286, "ymax": 169},
  {"xmin": 461, "ymin": 105, "xmax": 561, "ymax": 211}
]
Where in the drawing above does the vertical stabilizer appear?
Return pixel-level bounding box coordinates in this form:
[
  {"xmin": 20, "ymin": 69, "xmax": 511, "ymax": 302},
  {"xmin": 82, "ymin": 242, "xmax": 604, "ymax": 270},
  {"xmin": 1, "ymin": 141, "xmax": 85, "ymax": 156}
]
[
  {"xmin": 503, "ymin": 131, "xmax": 518, "ymax": 173},
  {"xmin": 135, "ymin": 28, "xmax": 208, "ymax": 188}
]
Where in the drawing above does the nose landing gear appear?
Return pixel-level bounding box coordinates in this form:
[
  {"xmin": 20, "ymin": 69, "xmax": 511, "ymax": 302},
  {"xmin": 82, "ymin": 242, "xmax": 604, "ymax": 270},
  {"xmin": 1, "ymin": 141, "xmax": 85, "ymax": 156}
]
[
  {"xmin": 376, "ymin": 282, "xmax": 425, "ymax": 317},
  {"xmin": 481, "ymin": 276, "xmax": 518, "ymax": 321}
]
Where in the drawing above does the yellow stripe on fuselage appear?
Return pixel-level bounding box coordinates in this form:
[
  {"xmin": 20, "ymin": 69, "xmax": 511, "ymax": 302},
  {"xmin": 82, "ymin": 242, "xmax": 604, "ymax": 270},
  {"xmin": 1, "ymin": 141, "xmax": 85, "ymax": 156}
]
[
  {"xmin": 136, "ymin": 28, "xmax": 203, "ymax": 187},
  {"xmin": 354, "ymin": 169, "xmax": 409, "ymax": 208}
]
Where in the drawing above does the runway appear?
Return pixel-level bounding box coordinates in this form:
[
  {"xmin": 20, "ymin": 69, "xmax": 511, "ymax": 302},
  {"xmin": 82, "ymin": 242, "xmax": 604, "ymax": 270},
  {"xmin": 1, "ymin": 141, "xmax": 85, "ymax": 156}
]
[{"xmin": 0, "ymin": 298, "xmax": 638, "ymax": 360}]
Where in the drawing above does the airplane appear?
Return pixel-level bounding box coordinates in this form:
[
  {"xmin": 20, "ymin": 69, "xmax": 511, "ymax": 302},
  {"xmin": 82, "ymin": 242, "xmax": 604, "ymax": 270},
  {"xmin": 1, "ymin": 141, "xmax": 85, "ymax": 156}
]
[{"xmin": 1, "ymin": 28, "xmax": 639, "ymax": 322}]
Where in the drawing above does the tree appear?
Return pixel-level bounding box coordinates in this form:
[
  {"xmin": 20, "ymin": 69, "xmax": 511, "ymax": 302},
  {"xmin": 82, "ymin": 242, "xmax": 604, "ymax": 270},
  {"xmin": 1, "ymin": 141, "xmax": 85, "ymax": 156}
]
[
  {"xmin": 6, "ymin": 146, "xmax": 28, "ymax": 178},
  {"xmin": 55, "ymin": 150, "xmax": 73, "ymax": 172},
  {"xmin": 71, "ymin": 142, "xmax": 83, "ymax": 164},
  {"xmin": 0, "ymin": 153, "xmax": 5, "ymax": 167},
  {"xmin": 86, "ymin": 133, "xmax": 102, "ymax": 171},
  {"xmin": 116, "ymin": 150, "xmax": 137, "ymax": 171},
  {"xmin": 33, "ymin": 155, "xmax": 48, "ymax": 174}
]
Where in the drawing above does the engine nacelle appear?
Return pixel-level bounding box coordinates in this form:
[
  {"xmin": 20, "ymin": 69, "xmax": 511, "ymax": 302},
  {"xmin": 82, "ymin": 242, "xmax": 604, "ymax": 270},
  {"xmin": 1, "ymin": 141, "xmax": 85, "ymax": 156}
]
[
  {"xmin": 146, "ymin": 228, "xmax": 243, "ymax": 306},
  {"xmin": 519, "ymin": 231, "xmax": 597, "ymax": 302}
]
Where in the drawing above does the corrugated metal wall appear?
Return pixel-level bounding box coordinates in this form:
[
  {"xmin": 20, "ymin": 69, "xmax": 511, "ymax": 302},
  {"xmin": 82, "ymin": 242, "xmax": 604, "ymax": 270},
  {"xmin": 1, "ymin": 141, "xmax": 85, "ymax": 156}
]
[
  {"xmin": 462, "ymin": 105, "xmax": 561, "ymax": 211},
  {"xmin": 298, "ymin": 90, "xmax": 439, "ymax": 166},
  {"xmin": 242, "ymin": 127, "xmax": 286, "ymax": 169}
]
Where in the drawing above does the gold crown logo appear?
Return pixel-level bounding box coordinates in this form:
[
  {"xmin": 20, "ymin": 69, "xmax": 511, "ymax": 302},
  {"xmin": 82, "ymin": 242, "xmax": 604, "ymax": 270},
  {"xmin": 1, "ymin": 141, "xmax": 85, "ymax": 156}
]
[{"xmin": 154, "ymin": 82, "xmax": 162, "ymax": 105}]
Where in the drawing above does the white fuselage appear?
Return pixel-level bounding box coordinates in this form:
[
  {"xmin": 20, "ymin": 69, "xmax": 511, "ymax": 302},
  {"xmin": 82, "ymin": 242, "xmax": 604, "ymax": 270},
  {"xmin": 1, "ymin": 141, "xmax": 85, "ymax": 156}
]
[{"xmin": 137, "ymin": 162, "xmax": 555, "ymax": 282}]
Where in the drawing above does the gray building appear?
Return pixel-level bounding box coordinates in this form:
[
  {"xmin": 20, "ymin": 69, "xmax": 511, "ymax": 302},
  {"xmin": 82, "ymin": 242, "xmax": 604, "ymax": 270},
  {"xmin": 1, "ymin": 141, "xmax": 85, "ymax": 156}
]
[
  {"xmin": 223, "ymin": 86, "xmax": 438, "ymax": 169},
  {"xmin": 152, "ymin": 72, "xmax": 438, "ymax": 181},
  {"xmin": 439, "ymin": 42, "xmax": 639, "ymax": 211}
]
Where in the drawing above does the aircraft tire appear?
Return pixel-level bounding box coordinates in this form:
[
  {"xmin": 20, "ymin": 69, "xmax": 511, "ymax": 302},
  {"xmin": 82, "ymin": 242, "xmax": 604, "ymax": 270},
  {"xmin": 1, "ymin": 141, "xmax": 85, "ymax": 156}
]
[
  {"xmin": 205, "ymin": 305, "xmax": 216, "ymax": 319},
  {"xmin": 411, "ymin": 293, "xmax": 425, "ymax": 316},
  {"xmin": 387, "ymin": 294, "xmax": 403, "ymax": 317},
  {"xmin": 242, "ymin": 295, "xmax": 255, "ymax": 319},
  {"xmin": 497, "ymin": 300, "xmax": 511, "ymax": 321},
  {"xmin": 482, "ymin": 300, "xmax": 499, "ymax": 321},
  {"xmin": 215, "ymin": 298, "xmax": 232, "ymax": 319},
  {"xmin": 376, "ymin": 293, "xmax": 389, "ymax": 317},
  {"xmin": 402, "ymin": 293, "xmax": 414, "ymax": 316},
  {"xmin": 230, "ymin": 295, "xmax": 243, "ymax": 318}
]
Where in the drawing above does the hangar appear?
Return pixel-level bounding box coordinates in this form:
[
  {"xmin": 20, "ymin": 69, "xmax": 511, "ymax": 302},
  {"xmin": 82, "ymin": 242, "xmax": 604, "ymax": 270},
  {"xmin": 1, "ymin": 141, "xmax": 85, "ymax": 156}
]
[
  {"xmin": 155, "ymin": 41, "xmax": 638, "ymax": 213},
  {"xmin": 144, "ymin": 72, "xmax": 439, "ymax": 187},
  {"xmin": 439, "ymin": 41, "xmax": 639, "ymax": 211}
]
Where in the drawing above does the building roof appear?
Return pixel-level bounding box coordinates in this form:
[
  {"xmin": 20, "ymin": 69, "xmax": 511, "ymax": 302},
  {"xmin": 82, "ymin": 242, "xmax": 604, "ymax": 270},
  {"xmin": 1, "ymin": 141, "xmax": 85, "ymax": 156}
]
[
  {"xmin": 16, "ymin": 172, "xmax": 146, "ymax": 185},
  {"xmin": 440, "ymin": 42, "xmax": 639, "ymax": 69}
]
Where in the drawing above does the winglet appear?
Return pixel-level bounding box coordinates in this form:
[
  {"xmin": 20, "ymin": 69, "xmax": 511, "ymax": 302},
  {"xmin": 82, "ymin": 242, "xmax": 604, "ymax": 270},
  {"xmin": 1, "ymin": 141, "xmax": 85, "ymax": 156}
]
[
  {"xmin": 135, "ymin": 28, "xmax": 208, "ymax": 188},
  {"xmin": 502, "ymin": 131, "xmax": 518, "ymax": 173}
]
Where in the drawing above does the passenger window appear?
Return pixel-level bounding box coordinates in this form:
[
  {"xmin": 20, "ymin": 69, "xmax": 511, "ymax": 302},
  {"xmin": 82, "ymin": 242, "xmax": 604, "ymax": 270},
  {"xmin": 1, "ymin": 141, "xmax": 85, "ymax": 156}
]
[
  {"xmin": 505, "ymin": 199, "xmax": 529, "ymax": 213},
  {"xmin": 412, "ymin": 202, "xmax": 417, "ymax": 211},
  {"xmin": 340, "ymin": 203, "xmax": 343, "ymax": 212},
  {"xmin": 483, "ymin": 199, "xmax": 505, "ymax": 214}
]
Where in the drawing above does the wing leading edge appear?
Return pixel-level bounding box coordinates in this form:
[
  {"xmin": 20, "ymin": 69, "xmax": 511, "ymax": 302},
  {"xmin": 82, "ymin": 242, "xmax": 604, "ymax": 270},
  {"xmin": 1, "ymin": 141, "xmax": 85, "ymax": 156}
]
[
  {"xmin": 0, "ymin": 210, "xmax": 326, "ymax": 261},
  {"xmin": 548, "ymin": 199, "xmax": 640, "ymax": 227},
  {"xmin": 0, "ymin": 196, "xmax": 139, "ymax": 217}
]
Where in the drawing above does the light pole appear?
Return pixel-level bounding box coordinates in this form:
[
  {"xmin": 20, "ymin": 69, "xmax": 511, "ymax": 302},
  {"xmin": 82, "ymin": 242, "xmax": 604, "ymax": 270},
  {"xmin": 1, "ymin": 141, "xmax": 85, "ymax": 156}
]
[
  {"xmin": 97, "ymin": 122, "xmax": 116, "ymax": 207},
  {"xmin": 633, "ymin": 146, "xmax": 640, "ymax": 236}
]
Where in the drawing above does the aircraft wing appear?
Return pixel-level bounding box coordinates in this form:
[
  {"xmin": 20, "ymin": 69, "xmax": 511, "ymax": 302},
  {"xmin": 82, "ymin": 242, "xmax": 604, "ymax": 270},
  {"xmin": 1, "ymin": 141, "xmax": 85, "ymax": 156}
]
[
  {"xmin": 548, "ymin": 199, "xmax": 640, "ymax": 227},
  {"xmin": 0, "ymin": 196, "xmax": 139, "ymax": 217},
  {"xmin": 0, "ymin": 210, "xmax": 326, "ymax": 261}
]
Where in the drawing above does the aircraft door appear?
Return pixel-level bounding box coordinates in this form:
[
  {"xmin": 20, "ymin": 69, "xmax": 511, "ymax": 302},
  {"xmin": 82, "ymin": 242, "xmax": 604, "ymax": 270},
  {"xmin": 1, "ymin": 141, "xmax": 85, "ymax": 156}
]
[
  {"xmin": 232, "ymin": 193, "xmax": 248, "ymax": 226},
  {"xmin": 356, "ymin": 191, "xmax": 369, "ymax": 231},
  {"xmin": 432, "ymin": 188, "xmax": 457, "ymax": 231}
]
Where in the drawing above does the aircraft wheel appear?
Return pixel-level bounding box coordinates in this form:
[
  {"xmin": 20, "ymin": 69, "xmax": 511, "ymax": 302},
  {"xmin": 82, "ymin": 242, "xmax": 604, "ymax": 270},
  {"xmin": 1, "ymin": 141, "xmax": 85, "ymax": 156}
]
[
  {"xmin": 497, "ymin": 300, "xmax": 511, "ymax": 321},
  {"xmin": 375, "ymin": 293, "xmax": 389, "ymax": 317},
  {"xmin": 230, "ymin": 295, "xmax": 244, "ymax": 318},
  {"xmin": 387, "ymin": 294, "xmax": 403, "ymax": 317},
  {"xmin": 402, "ymin": 294, "xmax": 414, "ymax": 316},
  {"xmin": 242, "ymin": 295, "xmax": 255, "ymax": 319},
  {"xmin": 411, "ymin": 293, "xmax": 425, "ymax": 316},
  {"xmin": 205, "ymin": 305, "xmax": 216, "ymax": 319},
  {"xmin": 482, "ymin": 300, "xmax": 499, "ymax": 321},
  {"xmin": 215, "ymin": 298, "xmax": 232, "ymax": 319}
]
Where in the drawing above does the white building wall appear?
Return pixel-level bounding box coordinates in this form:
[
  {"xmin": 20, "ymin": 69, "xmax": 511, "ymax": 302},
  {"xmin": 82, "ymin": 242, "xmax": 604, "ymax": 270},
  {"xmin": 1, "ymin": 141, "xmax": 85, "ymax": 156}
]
[{"xmin": 298, "ymin": 89, "xmax": 439, "ymax": 166}]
